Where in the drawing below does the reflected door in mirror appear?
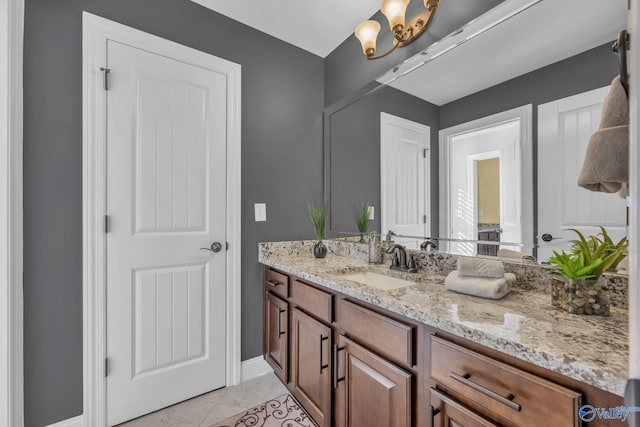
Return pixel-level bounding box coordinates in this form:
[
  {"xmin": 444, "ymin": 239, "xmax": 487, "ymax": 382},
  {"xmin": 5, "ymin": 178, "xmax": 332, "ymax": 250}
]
[
  {"xmin": 381, "ymin": 113, "xmax": 431, "ymax": 247},
  {"xmin": 538, "ymin": 87, "xmax": 627, "ymax": 262}
]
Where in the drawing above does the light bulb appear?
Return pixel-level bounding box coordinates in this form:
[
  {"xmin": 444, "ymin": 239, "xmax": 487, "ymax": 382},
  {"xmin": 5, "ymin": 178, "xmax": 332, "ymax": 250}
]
[{"xmin": 355, "ymin": 20, "xmax": 382, "ymax": 57}]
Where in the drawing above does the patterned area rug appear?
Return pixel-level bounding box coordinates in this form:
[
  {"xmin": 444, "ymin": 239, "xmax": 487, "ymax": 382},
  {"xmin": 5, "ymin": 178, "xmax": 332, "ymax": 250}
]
[{"xmin": 209, "ymin": 393, "xmax": 317, "ymax": 427}]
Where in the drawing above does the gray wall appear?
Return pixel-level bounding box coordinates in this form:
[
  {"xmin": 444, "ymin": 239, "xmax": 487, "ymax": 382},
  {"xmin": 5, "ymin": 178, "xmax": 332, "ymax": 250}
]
[
  {"xmin": 23, "ymin": 1, "xmax": 323, "ymax": 426},
  {"xmin": 324, "ymin": 0, "xmax": 503, "ymax": 107},
  {"xmin": 440, "ymin": 43, "xmax": 619, "ymax": 128},
  {"xmin": 328, "ymin": 86, "xmax": 439, "ymax": 236}
]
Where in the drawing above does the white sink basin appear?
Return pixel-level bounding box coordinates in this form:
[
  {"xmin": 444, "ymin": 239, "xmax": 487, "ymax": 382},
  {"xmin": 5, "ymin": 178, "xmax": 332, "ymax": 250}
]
[{"xmin": 340, "ymin": 271, "xmax": 416, "ymax": 290}]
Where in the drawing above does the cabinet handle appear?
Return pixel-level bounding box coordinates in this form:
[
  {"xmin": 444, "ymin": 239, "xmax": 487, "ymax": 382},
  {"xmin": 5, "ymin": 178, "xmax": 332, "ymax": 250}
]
[
  {"xmin": 427, "ymin": 404, "xmax": 440, "ymax": 427},
  {"xmin": 277, "ymin": 308, "xmax": 285, "ymax": 337},
  {"xmin": 333, "ymin": 344, "xmax": 346, "ymax": 388},
  {"xmin": 319, "ymin": 335, "xmax": 329, "ymax": 373},
  {"xmin": 265, "ymin": 280, "xmax": 280, "ymax": 287},
  {"xmin": 449, "ymin": 372, "xmax": 521, "ymax": 412}
]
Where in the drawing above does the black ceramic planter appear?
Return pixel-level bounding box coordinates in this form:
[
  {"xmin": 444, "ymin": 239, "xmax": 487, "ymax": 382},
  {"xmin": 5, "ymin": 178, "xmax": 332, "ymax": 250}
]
[{"xmin": 313, "ymin": 241, "xmax": 327, "ymax": 259}]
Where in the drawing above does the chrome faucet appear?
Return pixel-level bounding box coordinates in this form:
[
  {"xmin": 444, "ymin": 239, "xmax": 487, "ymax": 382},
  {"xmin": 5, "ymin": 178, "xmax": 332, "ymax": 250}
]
[{"xmin": 385, "ymin": 244, "xmax": 418, "ymax": 273}]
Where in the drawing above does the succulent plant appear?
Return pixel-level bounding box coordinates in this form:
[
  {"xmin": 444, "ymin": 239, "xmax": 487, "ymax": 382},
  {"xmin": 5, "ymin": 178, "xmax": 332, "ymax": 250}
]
[{"xmin": 548, "ymin": 227, "xmax": 627, "ymax": 282}]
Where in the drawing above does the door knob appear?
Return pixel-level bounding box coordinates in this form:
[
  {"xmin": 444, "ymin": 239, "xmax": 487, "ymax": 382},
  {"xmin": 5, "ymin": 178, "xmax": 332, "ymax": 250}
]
[
  {"xmin": 541, "ymin": 233, "xmax": 563, "ymax": 242},
  {"xmin": 200, "ymin": 242, "xmax": 223, "ymax": 253}
]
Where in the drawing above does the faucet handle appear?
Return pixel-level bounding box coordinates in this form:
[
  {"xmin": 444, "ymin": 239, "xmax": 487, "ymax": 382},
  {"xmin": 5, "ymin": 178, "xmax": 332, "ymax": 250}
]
[
  {"xmin": 408, "ymin": 255, "xmax": 417, "ymax": 270},
  {"xmin": 392, "ymin": 253, "xmax": 400, "ymax": 267}
]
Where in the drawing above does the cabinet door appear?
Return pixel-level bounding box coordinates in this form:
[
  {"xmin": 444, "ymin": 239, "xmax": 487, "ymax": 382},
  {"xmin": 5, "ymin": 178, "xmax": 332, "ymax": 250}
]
[
  {"xmin": 264, "ymin": 291, "xmax": 288, "ymax": 383},
  {"xmin": 291, "ymin": 308, "xmax": 332, "ymax": 427},
  {"xmin": 429, "ymin": 388, "xmax": 498, "ymax": 427},
  {"xmin": 335, "ymin": 335, "xmax": 411, "ymax": 427}
]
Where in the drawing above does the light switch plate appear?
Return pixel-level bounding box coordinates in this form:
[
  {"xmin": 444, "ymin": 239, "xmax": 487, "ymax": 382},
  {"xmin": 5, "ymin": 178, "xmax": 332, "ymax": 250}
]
[
  {"xmin": 368, "ymin": 206, "xmax": 375, "ymax": 220},
  {"xmin": 254, "ymin": 203, "xmax": 267, "ymax": 222}
]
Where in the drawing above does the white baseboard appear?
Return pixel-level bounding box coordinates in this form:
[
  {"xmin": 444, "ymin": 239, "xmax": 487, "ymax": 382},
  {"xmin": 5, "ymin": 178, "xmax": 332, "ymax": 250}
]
[
  {"xmin": 241, "ymin": 356, "xmax": 273, "ymax": 382},
  {"xmin": 45, "ymin": 415, "xmax": 83, "ymax": 427}
]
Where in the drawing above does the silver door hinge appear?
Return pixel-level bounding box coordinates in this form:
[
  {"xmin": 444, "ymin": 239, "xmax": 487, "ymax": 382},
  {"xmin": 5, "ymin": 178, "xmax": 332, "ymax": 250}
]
[
  {"xmin": 105, "ymin": 215, "xmax": 111, "ymax": 234},
  {"xmin": 423, "ymin": 215, "xmax": 427, "ymax": 224},
  {"xmin": 423, "ymin": 148, "xmax": 428, "ymax": 158},
  {"xmin": 105, "ymin": 357, "xmax": 110, "ymax": 377},
  {"xmin": 100, "ymin": 67, "xmax": 111, "ymax": 91}
]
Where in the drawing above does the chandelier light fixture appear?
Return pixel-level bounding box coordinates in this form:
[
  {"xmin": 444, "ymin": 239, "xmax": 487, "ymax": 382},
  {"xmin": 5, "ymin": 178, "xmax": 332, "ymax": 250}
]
[{"xmin": 355, "ymin": 0, "xmax": 441, "ymax": 60}]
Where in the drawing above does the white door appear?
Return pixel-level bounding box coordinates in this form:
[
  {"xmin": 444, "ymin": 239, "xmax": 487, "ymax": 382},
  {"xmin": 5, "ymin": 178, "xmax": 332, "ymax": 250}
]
[
  {"xmin": 106, "ymin": 40, "xmax": 228, "ymax": 426},
  {"xmin": 538, "ymin": 87, "xmax": 627, "ymax": 262},
  {"xmin": 380, "ymin": 113, "xmax": 431, "ymax": 249},
  {"xmin": 444, "ymin": 120, "xmax": 522, "ymax": 255}
]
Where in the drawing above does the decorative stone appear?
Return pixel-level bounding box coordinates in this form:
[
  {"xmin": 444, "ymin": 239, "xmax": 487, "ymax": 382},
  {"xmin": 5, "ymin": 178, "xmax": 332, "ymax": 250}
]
[{"xmin": 551, "ymin": 277, "xmax": 610, "ymax": 316}]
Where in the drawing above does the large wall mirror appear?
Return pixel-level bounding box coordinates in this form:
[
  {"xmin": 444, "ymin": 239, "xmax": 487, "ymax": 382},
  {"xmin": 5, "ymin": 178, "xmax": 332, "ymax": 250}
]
[{"xmin": 323, "ymin": 0, "xmax": 629, "ymax": 265}]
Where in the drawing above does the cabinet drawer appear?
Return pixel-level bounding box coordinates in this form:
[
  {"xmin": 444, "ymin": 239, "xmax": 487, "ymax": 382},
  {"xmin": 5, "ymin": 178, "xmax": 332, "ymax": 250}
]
[
  {"xmin": 291, "ymin": 279, "xmax": 333, "ymax": 323},
  {"xmin": 264, "ymin": 268, "xmax": 289, "ymax": 298},
  {"xmin": 430, "ymin": 335, "xmax": 581, "ymax": 427},
  {"xmin": 337, "ymin": 299, "xmax": 414, "ymax": 367}
]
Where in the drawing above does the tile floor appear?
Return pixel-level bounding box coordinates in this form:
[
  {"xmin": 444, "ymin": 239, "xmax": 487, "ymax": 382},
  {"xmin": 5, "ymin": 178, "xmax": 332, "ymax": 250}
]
[{"xmin": 117, "ymin": 372, "xmax": 288, "ymax": 427}]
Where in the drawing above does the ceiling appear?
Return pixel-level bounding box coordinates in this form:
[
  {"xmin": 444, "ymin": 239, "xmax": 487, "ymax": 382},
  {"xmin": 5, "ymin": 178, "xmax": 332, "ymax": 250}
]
[
  {"xmin": 389, "ymin": 0, "xmax": 628, "ymax": 105},
  {"xmin": 190, "ymin": 0, "xmax": 628, "ymax": 103},
  {"xmin": 189, "ymin": 0, "xmax": 382, "ymax": 57}
]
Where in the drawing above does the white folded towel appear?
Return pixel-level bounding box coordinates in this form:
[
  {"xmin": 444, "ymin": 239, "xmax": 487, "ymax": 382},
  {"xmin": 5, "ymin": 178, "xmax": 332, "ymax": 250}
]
[
  {"xmin": 457, "ymin": 257, "xmax": 504, "ymax": 278},
  {"xmin": 445, "ymin": 271, "xmax": 515, "ymax": 300}
]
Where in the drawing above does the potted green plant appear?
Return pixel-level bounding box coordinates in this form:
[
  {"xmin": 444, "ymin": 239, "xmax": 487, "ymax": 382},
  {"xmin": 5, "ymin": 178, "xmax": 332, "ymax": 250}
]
[
  {"xmin": 307, "ymin": 201, "xmax": 327, "ymax": 258},
  {"xmin": 547, "ymin": 228, "xmax": 627, "ymax": 315},
  {"xmin": 353, "ymin": 201, "xmax": 371, "ymax": 243},
  {"xmin": 570, "ymin": 226, "xmax": 628, "ymax": 273}
]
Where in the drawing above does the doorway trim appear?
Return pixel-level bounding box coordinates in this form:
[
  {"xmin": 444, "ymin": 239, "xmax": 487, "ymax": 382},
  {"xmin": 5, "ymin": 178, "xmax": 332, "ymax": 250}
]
[
  {"xmin": 439, "ymin": 105, "xmax": 533, "ymax": 251},
  {"xmin": 0, "ymin": 0, "xmax": 24, "ymax": 426},
  {"xmin": 82, "ymin": 13, "xmax": 242, "ymax": 427}
]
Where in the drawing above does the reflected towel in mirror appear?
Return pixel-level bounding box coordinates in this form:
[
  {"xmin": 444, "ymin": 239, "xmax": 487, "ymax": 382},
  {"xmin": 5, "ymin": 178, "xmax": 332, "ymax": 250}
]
[
  {"xmin": 578, "ymin": 76, "xmax": 629, "ymax": 197},
  {"xmin": 445, "ymin": 271, "xmax": 515, "ymax": 300},
  {"xmin": 496, "ymin": 248, "xmax": 537, "ymax": 263}
]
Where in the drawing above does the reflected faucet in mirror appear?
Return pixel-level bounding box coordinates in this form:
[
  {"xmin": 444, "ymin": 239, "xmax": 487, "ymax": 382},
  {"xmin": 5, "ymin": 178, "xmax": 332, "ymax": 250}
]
[{"xmin": 420, "ymin": 239, "xmax": 438, "ymax": 252}]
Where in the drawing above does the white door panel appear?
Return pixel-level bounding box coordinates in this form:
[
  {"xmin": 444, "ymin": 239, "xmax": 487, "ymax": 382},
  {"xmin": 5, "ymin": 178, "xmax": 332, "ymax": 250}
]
[
  {"xmin": 106, "ymin": 40, "xmax": 227, "ymax": 426},
  {"xmin": 381, "ymin": 112, "xmax": 430, "ymax": 248},
  {"xmin": 538, "ymin": 87, "xmax": 627, "ymax": 262}
]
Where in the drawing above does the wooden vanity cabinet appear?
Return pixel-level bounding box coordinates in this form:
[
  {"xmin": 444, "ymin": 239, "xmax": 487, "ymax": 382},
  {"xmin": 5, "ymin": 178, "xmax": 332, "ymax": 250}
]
[
  {"xmin": 429, "ymin": 387, "xmax": 498, "ymax": 427},
  {"xmin": 263, "ymin": 268, "xmax": 290, "ymax": 383},
  {"xmin": 290, "ymin": 307, "xmax": 333, "ymax": 427},
  {"xmin": 263, "ymin": 265, "xmax": 624, "ymax": 427},
  {"xmin": 264, "ymin": 291, "xmax": 288, "ymax": 383},
  {"xmin": 262, "ymin": 266, "xmax": 421, "ymax": 427},
  {"xmin": 427, "ymin": 330, "xmax": 626, "ymax": 427},
  {"xmin": 334, "ymin": 334, "xmax": 412, "ymax": 427},
  {"xmin": 429, "ymin": 334, "xmax": 582, "ymax": 427}
]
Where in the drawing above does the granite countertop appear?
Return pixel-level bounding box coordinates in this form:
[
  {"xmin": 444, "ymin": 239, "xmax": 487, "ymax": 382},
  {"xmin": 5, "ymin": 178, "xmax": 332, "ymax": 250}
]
[{"xmin": 259, "ymin": 247, "xmax": 629, "ymax": 397}]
